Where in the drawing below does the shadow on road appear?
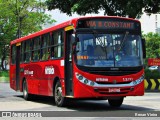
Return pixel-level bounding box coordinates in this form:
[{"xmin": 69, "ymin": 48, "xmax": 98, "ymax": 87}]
[
  {"xmin": 65, "ymin": 99, "xmax": 155, "ymax": 111},
  {"xmin": 16, "ymin": 95, "xmax": 155, "ymax": 111}
]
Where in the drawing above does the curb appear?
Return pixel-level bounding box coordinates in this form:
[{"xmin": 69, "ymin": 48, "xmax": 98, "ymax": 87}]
[{"xmin": 144, "ymin": 79, "xmax": 160, "ymax": 91}]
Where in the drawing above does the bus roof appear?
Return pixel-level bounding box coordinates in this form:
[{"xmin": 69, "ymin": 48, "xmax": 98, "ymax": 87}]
[{"xmin": 10, "ymin": 16, "xmax": 140, "ymax": 45}]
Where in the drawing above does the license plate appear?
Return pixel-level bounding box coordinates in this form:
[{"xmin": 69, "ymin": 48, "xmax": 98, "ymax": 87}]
[{"xmin": 109, "ymin": 88, "xmax": 120, "ymax": 92}]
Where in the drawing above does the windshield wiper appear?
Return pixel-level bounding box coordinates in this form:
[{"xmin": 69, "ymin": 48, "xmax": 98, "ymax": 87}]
[
  {"xmin": 119, "ymin": 31, "xmax": 129, "ymax": 51},
  {"xmin": 114, "ymin": 31, "xmax": 129, "ymax": 62}
]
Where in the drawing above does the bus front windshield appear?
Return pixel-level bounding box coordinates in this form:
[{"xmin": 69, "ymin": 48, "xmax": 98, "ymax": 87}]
[{"xmin": 75, "ymin": 33, "xmax": 143, "ymax": 67}]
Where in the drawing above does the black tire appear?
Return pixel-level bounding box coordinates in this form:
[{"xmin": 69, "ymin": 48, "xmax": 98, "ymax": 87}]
[
  {"xmin": 23, "ymin": 80, "xmax": 31, "ymax": 100},
  {"xmin": 54, "ymin": 81, "xmax": 67, "ymax": 107},
  {"xmin": 108, "ymin": 97, "xmax": 124, "ymax": 107}
]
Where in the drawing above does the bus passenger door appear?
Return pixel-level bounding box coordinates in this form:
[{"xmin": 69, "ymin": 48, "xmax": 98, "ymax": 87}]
[
  {"xmin": 15, "ymin": 43, "xmax": 21, "ymax": 91},
  {"xmin": 65, "ymin": 27, "xmax": 74, "ymax": 96}
]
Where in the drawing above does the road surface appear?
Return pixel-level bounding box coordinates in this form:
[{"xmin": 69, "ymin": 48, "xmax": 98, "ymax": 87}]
[{"xmin": 0, "ymin": 83, "xmax": 160, "ymax": 119}]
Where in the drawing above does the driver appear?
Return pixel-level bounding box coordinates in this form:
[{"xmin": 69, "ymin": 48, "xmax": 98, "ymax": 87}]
[{"xmin": 114, "ymin": 44, "xmax": 125, "ymax": 56}]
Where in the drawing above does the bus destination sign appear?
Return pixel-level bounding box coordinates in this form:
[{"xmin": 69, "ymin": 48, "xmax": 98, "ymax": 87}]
[{"xmin": 77, "ymin": 19, "xmax": 139, "ymax": 30}]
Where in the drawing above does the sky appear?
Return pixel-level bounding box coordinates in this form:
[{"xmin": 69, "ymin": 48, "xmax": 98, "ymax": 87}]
[{"xmin": 45, "ymin": 9, "xmax": 105, "ymax": 27}]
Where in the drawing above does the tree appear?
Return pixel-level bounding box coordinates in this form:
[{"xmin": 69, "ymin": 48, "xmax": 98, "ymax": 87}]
[
  {"xmin": 0, "ymin": 0, "xmax": 55, "ymax": 70},
  {"xmin": 143, "ymin": 32, "xmax": 160, "ymax": 59},
  {"xmin": 143, "ymin": 32, "xmax": 160, "ymax": 74},
  {"xmin": 46, "ymin": 0, "xmax": 160, "ymax": 18}
]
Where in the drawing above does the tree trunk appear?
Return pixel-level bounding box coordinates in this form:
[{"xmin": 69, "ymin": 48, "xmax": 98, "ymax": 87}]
[{"xmin": 1, "ymin": 56, "xmax": 5, "ymax": 70}]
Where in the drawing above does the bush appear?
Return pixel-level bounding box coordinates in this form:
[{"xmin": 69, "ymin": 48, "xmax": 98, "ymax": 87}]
[
  {"xmin": 145, "ymin": 69, "xmax": 160, "ymax": 79},
  {"xmin": 0, "ymin": 70, "xmax": 9, "ymax": 77}
]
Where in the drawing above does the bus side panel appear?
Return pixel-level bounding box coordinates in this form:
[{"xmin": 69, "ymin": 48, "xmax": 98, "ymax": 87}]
[
  {"xmin": 39, "ymin": 59, "xmax": 65, "ymax": 96},
  {"xmin": 27, "ymin": 79, "xmax": 39, "ymax": 95},
  {"xmin": 10, "ymin": 65, "xmax": 16, "ymax": 90},
  {"xmin": 20, "ymin": 59, "xmax": 64, "ymax": 96},
  {"xmin": 19, "ymin": 64, "xmax": 25, "ymax": 92},
  {"xmin": 22, "ymin": 64, "xmax": 42, "ymax": 95}
]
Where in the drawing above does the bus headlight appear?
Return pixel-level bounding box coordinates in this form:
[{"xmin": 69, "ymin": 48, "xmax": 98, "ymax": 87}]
[
  {"xmin": 84, "ymin": 79, "xmax": 89, "ymax": 84},
  {"xmin": 76, "ymin": 73, "xmax": 96, "ymax": 86},
  {"xmin": 90, "ymin": 81, "xmax": 95, "ymax": 86},
  {"xmin": 78, "ymin": 75, "xmax": 83, "ymax": 80},
  {"xmin": 133, "ymin": 75, "xmax": 144, "ymax": 86}
]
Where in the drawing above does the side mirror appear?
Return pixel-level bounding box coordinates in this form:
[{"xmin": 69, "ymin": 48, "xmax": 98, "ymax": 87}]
[
  {"xmin": 71, "ymin": 34, "xmax": 76, "ymax": 44},
  {"xmin": 142, "ymin": 38, "xmax": 146, "ymax": 58},
  {"xmin": 72, "ymin": 37, "xmax": 79, "ymax": 45},
  {"xmin": 71, "ymin": 35, "xmax": 80, "ymax": 54}
]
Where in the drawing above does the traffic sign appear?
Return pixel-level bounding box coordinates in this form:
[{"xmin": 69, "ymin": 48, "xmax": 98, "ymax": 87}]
[{"xmin": 148, "ymin": 58, "xmax": 160, "ymax": 66}]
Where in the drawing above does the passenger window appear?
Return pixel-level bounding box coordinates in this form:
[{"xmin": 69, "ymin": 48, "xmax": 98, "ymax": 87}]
[
  {"xmin": 24, "ymin": 40, "xmax": 31, "ymax": 63},
  {"xmin": 51, "ymin": 30, "xmax": 64, "ymax": 59},
  {"xmin": 41, "ymin": 33, "xmax": 51, "ymax": 61},
  {"xmin": 32, "ymin": 37, "xmax": 40, "ymax": 62}
]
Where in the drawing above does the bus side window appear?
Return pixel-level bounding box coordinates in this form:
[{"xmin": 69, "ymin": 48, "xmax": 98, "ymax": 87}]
[
  {"xmin": 41, "ymin": 33, "xmax": 50, "ymax": 61},
  {"xmin": 51, "ymin": 30, "xmax": 64, "ymax": 59},
  {"xmin": 24, "ymin": 40, "xmax": 31, "ymax": 63},
  {"xmin": 32, "ymin": 37, "xmax": 40, "ymax": 62},
  {"xmin": 42, "ymin": 48, "xmax": 50, "ymax": 60}
]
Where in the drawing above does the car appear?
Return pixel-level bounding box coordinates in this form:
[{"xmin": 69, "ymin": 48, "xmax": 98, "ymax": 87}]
[{"xmin": 148, "ymin": 66, "xmax": 158, "ymax": 71}]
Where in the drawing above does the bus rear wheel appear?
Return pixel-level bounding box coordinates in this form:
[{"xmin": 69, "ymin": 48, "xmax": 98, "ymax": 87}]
[
  {"xmin": 23, "ymin": 80, "xmax": 31, "ymax": 100},
  {"xmin": 54, "ymin": 81, "xmax": 67, "ymax": 107},
  {"xmin": 108, "ymin": 97, "xmax": 124, "ymax": 107}
]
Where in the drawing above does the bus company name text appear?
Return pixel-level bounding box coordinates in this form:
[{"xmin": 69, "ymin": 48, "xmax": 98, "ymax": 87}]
[
  {"xmin": 96, "ymin": 78, "xmax": 108, "ymax": 82},
  {"xmin": 24, "ymin": 70, "xmax": 34, "ymax": 75},
  {"xmin": 45, "ymin": 66, "xmax": 54, "ymax": 75}
]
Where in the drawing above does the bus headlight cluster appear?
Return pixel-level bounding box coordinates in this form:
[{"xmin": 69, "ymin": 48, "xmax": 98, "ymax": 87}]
[
  {"xmin": 132, "ymin": 75, "xmax": 144, "ymax": 86},
  {"xmin": 76, "ymin": 73, "xmax": 95, "ymax": 86},
  {"xmin": 78, "ymin": 75, "xmax": 83, "ymax": 80}
]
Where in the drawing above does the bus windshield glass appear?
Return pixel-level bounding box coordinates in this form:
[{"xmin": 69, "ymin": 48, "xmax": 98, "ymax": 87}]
[{"xmin": 75, "ymin": 33, "xmax": 143, "ymax": 67}]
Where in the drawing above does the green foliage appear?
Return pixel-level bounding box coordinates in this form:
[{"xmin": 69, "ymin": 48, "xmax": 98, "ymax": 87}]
[
  {"xmin": 143, "ymin": 32, "xmax": 160, "ymax": 59},
  {"xmin": 46, "ymin": 0, "xmax": 160, "ymax": 18},
  {"xmin": 143, "ymin": 32, "xmax": 160, "ymax": 79},
  {"xmin": 145, "ymin": 69, "xmax": 160, "ymax": 79},
  {"xmin": 0, "ymin": 70, "xmax": 9, "ymax": 77},
  {"xmin": 0, "ymin": 0, "xmax": 55, "ymax": 41},
  {"xmin": 0, "ymin": 0, "xmax": 55, "ymax": 69}
]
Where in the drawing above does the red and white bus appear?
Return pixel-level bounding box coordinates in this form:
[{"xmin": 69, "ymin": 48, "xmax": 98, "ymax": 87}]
[{"xmin": 10, "ymin": 16, "xmax": 146, "ymax": 107}]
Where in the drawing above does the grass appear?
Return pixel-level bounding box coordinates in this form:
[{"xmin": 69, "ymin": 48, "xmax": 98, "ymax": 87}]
[
  {"xmin": 0, "ymin": 70, "xmax": 9, "ymax": 82},
  {"xmin": 0, "ymin": 70, "xmax": 9, "ymax": 77}
]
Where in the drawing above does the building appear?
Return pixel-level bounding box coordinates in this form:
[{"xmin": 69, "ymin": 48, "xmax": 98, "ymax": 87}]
[{"xmin": 139, "ymin": 13, "xmax": 160, "ymax": 34}]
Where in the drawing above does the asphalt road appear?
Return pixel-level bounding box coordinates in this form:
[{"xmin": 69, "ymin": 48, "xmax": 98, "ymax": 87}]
[{"xmin": 0, "ymin": 83, "xmax": 160, "ymax": 119}]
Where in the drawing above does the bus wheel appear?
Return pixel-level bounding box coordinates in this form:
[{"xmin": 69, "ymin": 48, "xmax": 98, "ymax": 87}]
[
  {"xmin": 23, "ymin": 80, "xmax": 31, "ymax": 100},
  {"xmin": 54, "ymin": 81, "xmax": 66, "ymax": 107},
  {"xmin": 108, "ymin": 97, "xmax": 124, "ymax": 107}
]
